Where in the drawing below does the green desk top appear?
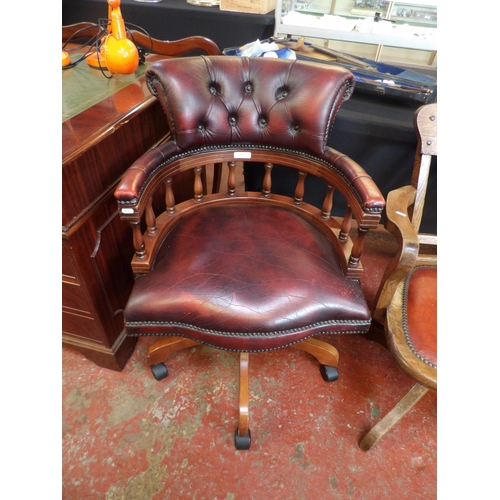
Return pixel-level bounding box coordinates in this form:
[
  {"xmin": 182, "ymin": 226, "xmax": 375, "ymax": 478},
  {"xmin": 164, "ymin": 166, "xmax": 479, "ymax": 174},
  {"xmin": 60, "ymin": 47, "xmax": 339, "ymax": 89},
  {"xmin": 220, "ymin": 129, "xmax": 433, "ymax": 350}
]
[{"xmin": 62, "ymin": 53, "xmax": 149, "ymax": 122}]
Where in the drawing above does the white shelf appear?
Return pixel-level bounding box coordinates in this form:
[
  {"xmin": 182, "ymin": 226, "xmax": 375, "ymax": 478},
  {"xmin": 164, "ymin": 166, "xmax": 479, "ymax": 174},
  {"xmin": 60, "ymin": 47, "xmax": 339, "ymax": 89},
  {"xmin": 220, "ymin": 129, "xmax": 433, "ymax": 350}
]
[
  {"xmin": 274, "ymin": 0, "xmax": 437, "ymax": 65},
  {"xmin": 274, "ymin": 21, "xmax": 437, "ymax": 51}
]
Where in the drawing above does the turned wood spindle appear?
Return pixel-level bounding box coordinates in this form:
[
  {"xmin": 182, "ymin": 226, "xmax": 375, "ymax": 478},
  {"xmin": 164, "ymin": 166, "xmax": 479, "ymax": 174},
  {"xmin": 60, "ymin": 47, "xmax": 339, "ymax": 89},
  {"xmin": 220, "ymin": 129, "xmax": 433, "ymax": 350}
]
[
  {"xmin": 349, "ymin": 227, "xmax": 368, "ymax": 267},
  {"xmin": 131, "ymin": 221, "xmax": 146, "ymax": 260},
  {"xmin": 227, "ymin": 161, "xmax": 236, "ymax": 196},
  {"xmin": 322, "ymin": 185, "xmax": 334, "ymax": 219},
  {"xmin": 262, "ymin": 162, "xmax": 273, "ymax": 198},
  {"xmin": 339, "ymin": 205, "xmax": 353, "ymax": 242},
  {"xmin": 294, "ymin": 171, "xmax": 307, "ymax": 205},
  {"xmin": 194, "ymin": 166, "xmax": 203, "ymax": 202},
  {"xmin": 145, "ymin": 197, "xmax": 157, "ymax": 235},
  {"xmin": 165, "ymin": 177, "xmax": 175, "ymax": 214}
]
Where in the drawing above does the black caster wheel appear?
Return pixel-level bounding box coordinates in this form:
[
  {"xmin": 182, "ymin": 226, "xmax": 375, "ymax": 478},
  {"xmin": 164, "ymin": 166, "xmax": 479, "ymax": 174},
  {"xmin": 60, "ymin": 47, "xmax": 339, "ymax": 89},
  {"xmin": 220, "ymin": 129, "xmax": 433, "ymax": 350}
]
[
  {"xmin": 234, "ymin": 429, "xmax": 251, "ymax": 450},
  {"xmin": 151, "ymin": 362, "xmax": 169, "ymax": 381},
  {"xmin": 320, "ymin": 365, "xmax": 339, "ymax": 382}
]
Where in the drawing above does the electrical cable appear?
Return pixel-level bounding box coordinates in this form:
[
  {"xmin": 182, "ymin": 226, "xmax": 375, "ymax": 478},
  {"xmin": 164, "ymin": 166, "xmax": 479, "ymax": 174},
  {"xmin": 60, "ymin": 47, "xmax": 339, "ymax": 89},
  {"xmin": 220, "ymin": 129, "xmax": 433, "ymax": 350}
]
[{"xmin": 62, "ymin": 20, "xmax": 152, "ymax": 78}]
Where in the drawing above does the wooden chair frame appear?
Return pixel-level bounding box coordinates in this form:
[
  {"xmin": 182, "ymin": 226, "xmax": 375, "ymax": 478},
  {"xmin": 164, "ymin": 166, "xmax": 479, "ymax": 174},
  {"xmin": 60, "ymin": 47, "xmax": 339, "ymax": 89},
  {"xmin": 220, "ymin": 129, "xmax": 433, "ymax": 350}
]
[
  {"xmin": 118, "ymin": 145, "xmax": 382, "ymax": 448},
  {"xmin": 360, "ymin": 102, "xmax": 437, "ymax": 451}
]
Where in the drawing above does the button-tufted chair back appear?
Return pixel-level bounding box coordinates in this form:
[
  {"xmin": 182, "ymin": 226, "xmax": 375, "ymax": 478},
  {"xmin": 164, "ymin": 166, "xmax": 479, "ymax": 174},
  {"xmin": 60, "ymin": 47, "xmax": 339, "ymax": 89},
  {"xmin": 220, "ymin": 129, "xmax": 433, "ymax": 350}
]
[
  {"xmin": 146, "ymin": 55, "xmax": 355, "ymax": 155},
  {"xmin": 115, "ymin": 55, "xmax": 385, "ymax": 450}
]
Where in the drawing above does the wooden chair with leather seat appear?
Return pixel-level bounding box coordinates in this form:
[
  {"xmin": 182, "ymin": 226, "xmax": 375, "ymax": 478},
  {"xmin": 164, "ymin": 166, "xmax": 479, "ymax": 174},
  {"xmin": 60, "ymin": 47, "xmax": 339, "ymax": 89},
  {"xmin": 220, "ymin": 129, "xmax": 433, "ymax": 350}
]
[
  {"xmin": 359, "ymin": 102, "xmax": 437, "ymax": 451},
  {"xmin": 114, "ymin": 55, "xmax": 385, "ymax": 450}
]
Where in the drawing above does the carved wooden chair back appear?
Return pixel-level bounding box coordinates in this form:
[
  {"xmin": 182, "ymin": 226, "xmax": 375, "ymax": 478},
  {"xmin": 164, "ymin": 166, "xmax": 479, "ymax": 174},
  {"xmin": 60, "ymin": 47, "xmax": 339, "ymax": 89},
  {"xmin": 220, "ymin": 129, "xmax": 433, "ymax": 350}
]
[
  {"xmin": 360, "ymin": 102, "xmax": 437, "ymax": 451},
  {"xmin": 115, "ymin": 56, "xmax": 385, "ymax": 449},
  {"xmin": 62, "ymin": 22, "xmax": 220, "ymax": 57}
]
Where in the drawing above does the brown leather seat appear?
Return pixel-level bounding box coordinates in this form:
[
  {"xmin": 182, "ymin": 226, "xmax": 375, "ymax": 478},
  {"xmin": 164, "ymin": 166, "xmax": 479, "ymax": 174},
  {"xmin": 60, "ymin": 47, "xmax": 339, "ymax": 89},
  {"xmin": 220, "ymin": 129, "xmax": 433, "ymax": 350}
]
[
  {"xmin": 115, "ymin": 55, "xmax": 385, "ymax": 449},
  {"xmin": 403, "ymin": 266, "xmax": 437, "ymax": 369}
]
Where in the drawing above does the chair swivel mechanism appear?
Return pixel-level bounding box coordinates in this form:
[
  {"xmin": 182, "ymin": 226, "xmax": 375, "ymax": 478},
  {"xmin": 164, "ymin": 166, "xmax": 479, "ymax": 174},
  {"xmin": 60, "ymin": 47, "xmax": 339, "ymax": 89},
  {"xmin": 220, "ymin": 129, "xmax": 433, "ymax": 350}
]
[
  {"xmin": 114, "ymin": 56, "xmax": 385, "ymax": 449},
  {"xmin": 360, "ymin": 102, "xmax": 437, "ymax": 451}
]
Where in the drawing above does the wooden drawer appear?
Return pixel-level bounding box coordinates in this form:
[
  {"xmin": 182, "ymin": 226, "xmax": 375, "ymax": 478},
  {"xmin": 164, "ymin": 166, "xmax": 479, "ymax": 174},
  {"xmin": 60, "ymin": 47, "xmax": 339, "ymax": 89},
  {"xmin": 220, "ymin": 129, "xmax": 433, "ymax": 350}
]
[
  {"xmin": 62, "ymin": 309, "xmax": 102, "ymax": 344},
  {"xmin": 62, "ymin": 241, "xmax": 77, "ymax": 281},
  {"xmin": 62, "ymin": 281, "xmax": 92, "ymax": 314}
]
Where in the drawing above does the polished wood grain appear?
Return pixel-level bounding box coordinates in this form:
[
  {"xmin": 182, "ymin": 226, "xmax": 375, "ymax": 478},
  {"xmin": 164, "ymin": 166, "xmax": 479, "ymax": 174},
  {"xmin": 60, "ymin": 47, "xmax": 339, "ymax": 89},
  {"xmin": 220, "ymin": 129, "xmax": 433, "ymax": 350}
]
[
  {"xmin": 128, "ymin": 30, "xmax": 220, "ymax": 56},
  {"xmin": 62, "ymin": 31, "xmax": 221, "ymax": 370},
  {"xmin": 147, "ymin": 337, "xmax": 201, "ymax": 365},
  {"xmin": 238, "ymin": 353, "xmax": 250, "ymax": 438},
  {"xmin": 294, "ymin": 337, "xmax": 339, "ymax": 367}
]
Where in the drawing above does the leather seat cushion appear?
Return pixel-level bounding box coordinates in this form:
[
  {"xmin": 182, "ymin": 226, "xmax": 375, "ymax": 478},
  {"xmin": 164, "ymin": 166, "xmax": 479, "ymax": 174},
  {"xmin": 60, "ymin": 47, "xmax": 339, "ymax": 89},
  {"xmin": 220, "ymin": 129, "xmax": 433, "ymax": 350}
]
[
  {"xmin": 124, "ymin": 205, "xmax": 371, "ymax": 351},
  {"xmin": 403, "ymin": 266, "xmax": 437, "ymax": 367}
]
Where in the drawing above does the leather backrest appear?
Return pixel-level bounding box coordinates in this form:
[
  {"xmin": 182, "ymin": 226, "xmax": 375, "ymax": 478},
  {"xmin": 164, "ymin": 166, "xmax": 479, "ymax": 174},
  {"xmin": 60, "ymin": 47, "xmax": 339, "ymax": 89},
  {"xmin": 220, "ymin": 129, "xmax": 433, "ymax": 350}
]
[{"xmin": 146, "ymin": 55, "xmax": 355, "ymax": 156}]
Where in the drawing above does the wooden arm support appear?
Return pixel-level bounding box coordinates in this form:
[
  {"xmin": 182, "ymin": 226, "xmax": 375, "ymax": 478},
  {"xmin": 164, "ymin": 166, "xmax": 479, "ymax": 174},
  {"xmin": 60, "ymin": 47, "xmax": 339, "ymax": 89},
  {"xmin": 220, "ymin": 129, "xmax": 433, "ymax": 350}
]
[{"xmin": 373, "ymin": 185, "xmax": 420, "ymax": 322}]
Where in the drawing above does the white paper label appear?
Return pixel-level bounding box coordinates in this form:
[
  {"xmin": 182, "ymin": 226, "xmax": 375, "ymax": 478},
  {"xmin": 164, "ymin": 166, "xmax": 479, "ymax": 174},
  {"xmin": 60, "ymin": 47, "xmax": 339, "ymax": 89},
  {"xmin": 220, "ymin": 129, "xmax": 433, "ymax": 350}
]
[
  {"xmin": 234, "ymin": 152, "xmax": 252, "ymax": 159},
  {"xmin": 121, "ymin": 208, "xmax": 134, "ymax": 214}
]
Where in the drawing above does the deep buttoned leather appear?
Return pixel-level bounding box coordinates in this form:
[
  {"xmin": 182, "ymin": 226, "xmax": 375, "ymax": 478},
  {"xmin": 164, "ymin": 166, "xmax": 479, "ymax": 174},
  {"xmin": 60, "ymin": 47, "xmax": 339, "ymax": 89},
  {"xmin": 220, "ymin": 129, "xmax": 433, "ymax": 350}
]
[
  {"xmin": 146, "ymin": 56, "xmax": 355, "ymax": 156},
  {"xmin": 124, "ymin": 205, "xmax": 371, "ymax": 351},
  {"xmin": 115, "ymin": 56, "xmax": 384, "ymax": 213}
]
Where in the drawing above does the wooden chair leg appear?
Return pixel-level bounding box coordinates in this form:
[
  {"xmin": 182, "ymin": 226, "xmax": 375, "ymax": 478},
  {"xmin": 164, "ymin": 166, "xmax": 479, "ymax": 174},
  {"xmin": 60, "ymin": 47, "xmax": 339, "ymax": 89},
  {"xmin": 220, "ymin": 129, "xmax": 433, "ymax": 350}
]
[
  {"xmin": 294, "ymin": 337, "xmax": 339, "ymax": 367},
  {"xmin": 293, "ymin": 337, "xmax": 340, "ymax": 381},
  {"xmin": 359, "ymin": 383, "xmax": 429, "ymax": 451},
  {"xmin": 234, "ymin": 352, "xmax": 251, "ymax": 450},
  {"xmin": 147, "ymin": 336, "xmax": 200, "ymax": 364}
]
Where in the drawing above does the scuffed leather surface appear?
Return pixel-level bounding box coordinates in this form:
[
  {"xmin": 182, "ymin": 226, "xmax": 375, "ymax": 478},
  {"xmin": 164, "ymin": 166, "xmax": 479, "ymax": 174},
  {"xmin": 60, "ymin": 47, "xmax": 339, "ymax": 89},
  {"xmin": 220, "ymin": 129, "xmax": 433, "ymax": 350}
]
[
  {"xmin": 146, "ymin": 55, "xmax": 355, "ymax": 156},
  {"xmin": 403, "ymin": 266, "xmax": 437, "ymax": 367},
  {"xmin": 124, "ymin": 205, "xmax": 371, "ymax": 351}
]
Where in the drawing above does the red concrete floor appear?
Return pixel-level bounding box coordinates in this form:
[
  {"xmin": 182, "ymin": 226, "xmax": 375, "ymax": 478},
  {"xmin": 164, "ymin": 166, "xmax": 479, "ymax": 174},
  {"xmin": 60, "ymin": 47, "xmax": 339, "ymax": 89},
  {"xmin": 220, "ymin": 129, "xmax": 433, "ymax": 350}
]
[{"xmin": 62, "ymin": 228, "xmax": 437, "ymax": 499}]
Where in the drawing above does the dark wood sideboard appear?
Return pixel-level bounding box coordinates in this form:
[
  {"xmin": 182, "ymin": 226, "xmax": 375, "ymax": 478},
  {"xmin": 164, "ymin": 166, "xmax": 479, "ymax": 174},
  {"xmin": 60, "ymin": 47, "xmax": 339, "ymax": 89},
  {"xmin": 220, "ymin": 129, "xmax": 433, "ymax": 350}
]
[{"xmin": 62, "ymin": 55, "xmax": 192, "ymax": 371}]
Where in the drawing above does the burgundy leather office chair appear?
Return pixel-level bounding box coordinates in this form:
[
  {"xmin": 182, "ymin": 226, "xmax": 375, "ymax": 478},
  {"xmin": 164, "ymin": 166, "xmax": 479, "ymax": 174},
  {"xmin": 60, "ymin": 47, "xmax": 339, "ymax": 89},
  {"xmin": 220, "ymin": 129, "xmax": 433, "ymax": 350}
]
[
  {"xmin": 360, "ymin": 103, "xmax": 437, "ymax": 450},
  {"xmin": 115, "ymin": 56, "xmax": 385, "ymax": 449}
]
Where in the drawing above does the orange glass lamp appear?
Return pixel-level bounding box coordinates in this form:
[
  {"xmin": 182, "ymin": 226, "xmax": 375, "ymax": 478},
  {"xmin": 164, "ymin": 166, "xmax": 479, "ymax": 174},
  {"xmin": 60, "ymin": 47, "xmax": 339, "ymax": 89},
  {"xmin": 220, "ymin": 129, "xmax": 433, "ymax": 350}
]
[{"xmin": 87, "ymin": 0, "xmax": 139, "ymax": 74}]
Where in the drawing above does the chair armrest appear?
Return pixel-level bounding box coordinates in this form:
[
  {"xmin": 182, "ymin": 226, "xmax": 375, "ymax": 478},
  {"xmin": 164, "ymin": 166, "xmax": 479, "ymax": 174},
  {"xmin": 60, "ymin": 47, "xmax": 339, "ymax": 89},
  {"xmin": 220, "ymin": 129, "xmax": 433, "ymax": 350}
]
[
  {"xmin": 322, "ymin": 147, "xmax": 385, "ymax": 219},
  {"xmin": 385, "ymin": 185, "xmax": 420, "ymax": 259},
  {"xmin": 373, "ymin": 185, "xmax": 420, "ymax": 319},
  {"xmin": 114, "ymin": 141, "xmax": 180, "ymax": 206}
]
